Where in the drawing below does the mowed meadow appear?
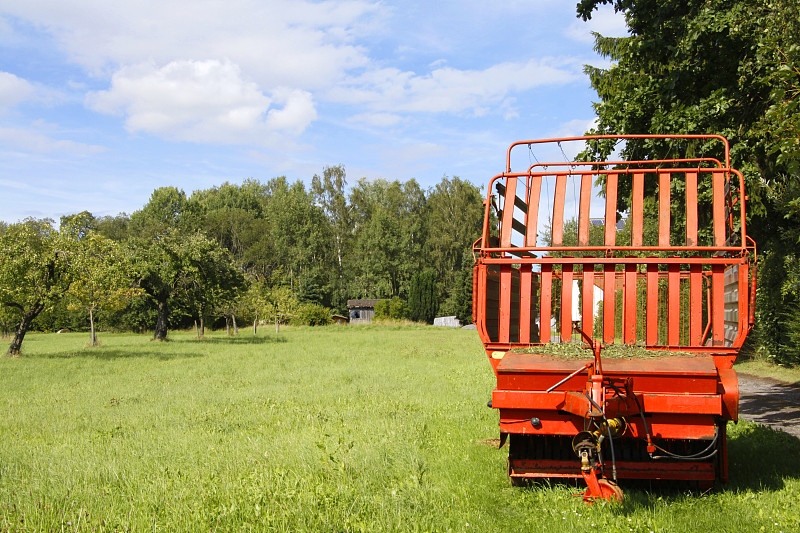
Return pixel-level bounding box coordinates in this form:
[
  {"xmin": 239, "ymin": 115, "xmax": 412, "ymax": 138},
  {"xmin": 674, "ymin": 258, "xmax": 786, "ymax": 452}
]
[{"xmin": 1, "ymin": 326, "xmax": 798, "ymax": 532}]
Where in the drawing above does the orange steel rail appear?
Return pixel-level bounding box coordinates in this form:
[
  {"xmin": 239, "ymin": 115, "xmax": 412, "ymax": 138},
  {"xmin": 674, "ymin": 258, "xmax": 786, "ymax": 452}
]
[{"xmin": 473, "ymin": 135, "xmax": 756, "ymax": 501}]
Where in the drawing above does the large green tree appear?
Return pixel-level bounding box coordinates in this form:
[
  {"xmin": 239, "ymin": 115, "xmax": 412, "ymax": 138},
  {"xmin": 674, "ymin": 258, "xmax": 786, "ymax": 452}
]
[
  {"xmin": 129, "ymin": 230, "xmax": 243, "ymax": 341},
  {"xmin": 0, "ymin": 219, "xmax": 75, "ymax": 356},
  {"xmin": 349, "ymin": 178, "xmax": 426, "ymax": 300}
]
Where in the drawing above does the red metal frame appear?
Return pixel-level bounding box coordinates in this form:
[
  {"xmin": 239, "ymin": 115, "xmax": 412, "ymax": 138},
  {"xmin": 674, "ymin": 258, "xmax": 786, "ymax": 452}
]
[{"xmin": 474, "ymin": 135, "xmax": 756, "ymax": 500}]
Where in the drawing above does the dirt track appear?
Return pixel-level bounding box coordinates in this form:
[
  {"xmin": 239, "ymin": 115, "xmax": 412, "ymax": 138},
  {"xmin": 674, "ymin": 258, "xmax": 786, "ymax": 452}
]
[{"xmin": 738, "ymin": 372, "xmax": 800, "ymax": 439}]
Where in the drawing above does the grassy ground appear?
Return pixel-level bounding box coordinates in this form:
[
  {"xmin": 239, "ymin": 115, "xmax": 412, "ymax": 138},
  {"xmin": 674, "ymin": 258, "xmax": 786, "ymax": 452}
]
[
  {"xmin": 1, "ymin": 327, "xmax": 799, "ymax": 532},
  {"xmin": 734, "ymin": 359, "xmax": 800, "ymax": 384}
]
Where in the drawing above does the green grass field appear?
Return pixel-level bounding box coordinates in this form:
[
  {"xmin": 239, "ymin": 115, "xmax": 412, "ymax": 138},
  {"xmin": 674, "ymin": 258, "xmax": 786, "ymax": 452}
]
[{"xmin": 1, "ymin": 327, "xmax": 799, "ymax": 532}]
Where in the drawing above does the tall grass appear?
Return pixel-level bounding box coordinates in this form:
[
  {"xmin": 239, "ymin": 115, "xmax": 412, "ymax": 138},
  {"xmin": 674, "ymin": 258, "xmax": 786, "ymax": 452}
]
[{"xmin": 1, "ymin": 327, "xmax": 799, "ymax": 532}]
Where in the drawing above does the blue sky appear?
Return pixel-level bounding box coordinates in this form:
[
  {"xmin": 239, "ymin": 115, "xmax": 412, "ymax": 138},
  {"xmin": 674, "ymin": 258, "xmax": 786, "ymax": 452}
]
[{"xmin": 0, "ymin": 0, "xmax": 626, "ymax": 224}]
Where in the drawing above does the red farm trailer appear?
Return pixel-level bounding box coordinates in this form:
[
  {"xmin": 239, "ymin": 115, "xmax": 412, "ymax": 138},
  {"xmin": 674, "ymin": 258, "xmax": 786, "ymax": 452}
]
[{"xmin": 473, "ymin": 135, "xmax": 756, "ymax": 502}]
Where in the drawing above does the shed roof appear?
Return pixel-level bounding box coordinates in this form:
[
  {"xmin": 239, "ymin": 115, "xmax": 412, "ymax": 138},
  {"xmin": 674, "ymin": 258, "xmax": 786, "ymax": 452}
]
[{"xmin": 347, "ymin": 299, "xmax": 381, "ymax": 308}]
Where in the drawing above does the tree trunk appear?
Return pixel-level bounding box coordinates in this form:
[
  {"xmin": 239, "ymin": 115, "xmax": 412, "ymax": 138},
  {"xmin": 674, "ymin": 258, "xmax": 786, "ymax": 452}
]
[
  {"xmin": 89, "ymin": 308, "xmax": 98, "ymax": 346},
  {"xmin": 194, "ymin": 319, "xmax": 199, "ymax": 339},
  {"xmin": 225, "ymin": 316, "xmax": 231, "ymax": 336},
  {"xmin": 200, "ymin": 316, "xmax": 205, "ymax": 337},
  {"xmin": 232, "ymin": 313, "xmax": 239, "ymax": 335},
  {"xmin": 253, "ymin": 317, "xmax": 258, "ymax": 335},
  {"xmin": 153, "ymin": 301, "xmax": 168, "ymax": 341},
  {"xmin": 6, "ymin": 306, "xmax": 42, "ymax": 356}
]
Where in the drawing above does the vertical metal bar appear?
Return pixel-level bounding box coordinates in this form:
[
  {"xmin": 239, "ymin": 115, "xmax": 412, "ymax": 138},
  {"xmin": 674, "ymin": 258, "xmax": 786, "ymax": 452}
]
[
  {"xmin": 552, "ymin": 174, "xmax": 567, "ymax": 246},
  {"xmin": 646, "ymin": 263, "xmax": 659, "ymax": 345},
  {"xmin": 519, "ymin": 265, "xmax": 532, "ymax": 344},
  {"xmin": 561, "ymin": 265, "xmax": 574, "ymax": 342},
  {"xmin": 738, "ymin": 263, "xmax": 749, "ymax": 344},
  {"xmin": 713, "ymin": 171, "xmax": 726, "ymax": 247},
  {"xmin": 712, "ymin": 264, "xmax": 725, "ymax": 345},
  {"xmin": 578, "ymin": 173, "xmax": 592, "ymax": 246},
  {"xmin": 540, "ymin": 265, "xmax": 552, "ymax": 344},
  {"xmin": 499, "ymin": 265, "xmax": 512, "ymax": 343},
  {"xmin": 500, "ymin": 177, "xmax": 517, "ymax": 248},
  {"xmin": 659, "ymin": 171, "xmax": 671, "ymax": 247},
  {"xmin": 686, "ymin": 172, "xmax": 698, "ymax": 246},
  {"xmin": 582, "ymin": 266, "xmax": 594, "ymax": 337},
  {"xmin": 668, "ymin": 263, "xmax": 681, "ymax": 346},
  {"xmin": 631, "ymin": 172, "xmax": 645, "ymax": 247},
  {"xmin": 623, "ymin": 264, "xmax": 637, "ymax": 344},
  {"xmin": 690, "ymin": 264, "xmax": 703, "ymax": 345},
  {"xmin": 605, "ymin": 173, "xmax": 618, "ymax": 246},
  {"xmin": 603, "ymin": 264, "xmax": 616, "ymax": 344},
  {"xmin": 525, "ymin": 175, "xmax": 541, "ymax": 246},
  {"xmin": 525, "ymin": 176, "xmax": 542, "ymax": 247}
]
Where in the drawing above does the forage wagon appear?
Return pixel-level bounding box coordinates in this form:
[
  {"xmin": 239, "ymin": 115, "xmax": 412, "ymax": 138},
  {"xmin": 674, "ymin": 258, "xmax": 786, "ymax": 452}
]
[{"xmin": 472, "ymin": 135, "xmax": 756, "ymax": 501}]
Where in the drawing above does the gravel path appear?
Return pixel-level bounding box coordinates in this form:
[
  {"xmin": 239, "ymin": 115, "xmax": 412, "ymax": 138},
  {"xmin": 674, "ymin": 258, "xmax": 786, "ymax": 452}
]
[{"xmin": 738, "ymin": 372, "xmax": 800, "ymax": 439}]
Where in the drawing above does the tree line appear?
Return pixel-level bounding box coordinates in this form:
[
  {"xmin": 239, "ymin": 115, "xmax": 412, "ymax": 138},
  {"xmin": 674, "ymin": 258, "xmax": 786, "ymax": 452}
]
[{"xmin": 0, "ymin": 170, "xmax": 484, "ymax": 355}]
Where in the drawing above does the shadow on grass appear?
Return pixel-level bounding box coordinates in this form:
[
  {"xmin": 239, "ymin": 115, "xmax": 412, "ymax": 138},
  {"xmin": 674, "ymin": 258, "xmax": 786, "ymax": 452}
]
[
  {"xmin": 610, "ymin": 423, "xmax": 800, "ymax": 511},
  {"xmin": 33, "ymin": 334, "xmax": 287, "ymax": 360},
  {"xmin": 512, "ymin": 423, "xmax": 800, "ymax": 510},
  {"xmin": 37, "ymin": 348, "xmax": 208, "ymax": 361},
  {"xmin": 186, "ymin": 335, "xmax": 288, "ymax": 345}
]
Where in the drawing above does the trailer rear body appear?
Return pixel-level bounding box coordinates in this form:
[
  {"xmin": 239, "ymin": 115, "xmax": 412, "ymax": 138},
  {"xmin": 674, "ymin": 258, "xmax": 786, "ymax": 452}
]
[{"xmin": 473, "ymin": 135, "xmax": 756, "ymax": 501}]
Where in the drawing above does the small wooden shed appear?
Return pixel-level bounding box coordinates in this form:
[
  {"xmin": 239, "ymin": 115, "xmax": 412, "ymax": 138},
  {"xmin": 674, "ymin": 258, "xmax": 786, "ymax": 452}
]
[{"xmin": 346, "ymin": 299, "xmax": 381, "ymax": 324}]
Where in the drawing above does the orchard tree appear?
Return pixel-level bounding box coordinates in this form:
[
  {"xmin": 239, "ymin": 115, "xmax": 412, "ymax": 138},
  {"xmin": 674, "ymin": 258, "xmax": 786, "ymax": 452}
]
[
  {"xmin": 131, "ymin": 230, "xmax": 242, "ymax": 341},
  {"xmin": 65, "ymin": 232, "xmax": 141, "ymax": 346},
  {"xmin": 0, "ymin": 219, "xmax": 75, "ymax": 356},
  {"xmin": 179, "ymin": 232, "xmax": 245, "ymax": 337}
]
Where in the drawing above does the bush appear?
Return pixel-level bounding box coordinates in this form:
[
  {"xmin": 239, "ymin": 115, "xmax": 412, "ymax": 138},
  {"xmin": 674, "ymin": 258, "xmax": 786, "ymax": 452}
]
[
  {"xmin": 290, "ymin": 303, "xmax": 332, "ymax": 326},
  {"xmin": 374, "ymin": 297, "xmax": 410, "ymax": 320}
]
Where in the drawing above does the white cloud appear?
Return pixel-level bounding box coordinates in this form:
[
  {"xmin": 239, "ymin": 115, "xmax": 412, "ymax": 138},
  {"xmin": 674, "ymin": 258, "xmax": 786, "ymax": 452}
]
[
  {"xmin": 0, "ymin": 0, "xmax": 378, "ymax": 88},
  {"xmin": 328, "ymin": 58, "xmax": 579, "ymax": 116},
  {"xmin": 0, "ymin": 125, "xmax": 105, "ymax": 154},
  {"xmin": 0, "ymin": 71, "xmax": 34, "ymax": 108},
  {"xmin": 349, "ymin": 112, "xmax": 404, "ymax": 128},
  {"xmin": 87, "ymin": 60, "xmax": 316, "ymax": 144}
]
